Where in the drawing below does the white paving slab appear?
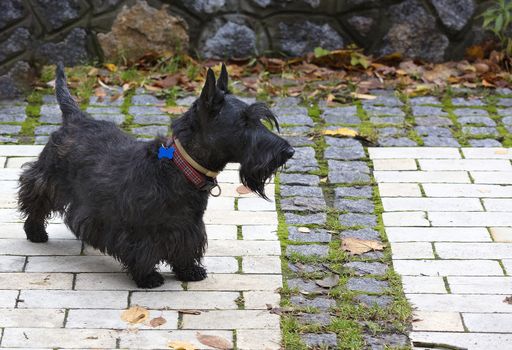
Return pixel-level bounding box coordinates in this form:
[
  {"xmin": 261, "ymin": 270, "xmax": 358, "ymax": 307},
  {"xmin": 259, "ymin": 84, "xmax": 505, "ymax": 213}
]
[
  {"xmin": 371, "ymin": 147, "xmax": 512, "ymax": 349},
  {"xmin": 0, "ymin": 146, "xmax": 282, "ymax": 350}
]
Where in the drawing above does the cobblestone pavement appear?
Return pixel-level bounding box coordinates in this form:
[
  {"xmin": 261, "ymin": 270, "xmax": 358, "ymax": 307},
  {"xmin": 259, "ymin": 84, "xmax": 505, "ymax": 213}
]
[
  {"xmin": 371, "ymin": 147, "xmax": 512, "ymax": 350},
  {"xmin": 0, "ymin": 146, "xmax": 281, "ymax": 349},
  {"xmin": 1, "ymin": 88, "xmax": 512, "ymax": 349}
]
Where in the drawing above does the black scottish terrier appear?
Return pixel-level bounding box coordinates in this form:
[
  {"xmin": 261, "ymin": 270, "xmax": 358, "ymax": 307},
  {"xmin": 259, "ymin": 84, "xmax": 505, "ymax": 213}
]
[{"xmin": 18, "ymin": 63, "xmax": 294, "ymax": 288}]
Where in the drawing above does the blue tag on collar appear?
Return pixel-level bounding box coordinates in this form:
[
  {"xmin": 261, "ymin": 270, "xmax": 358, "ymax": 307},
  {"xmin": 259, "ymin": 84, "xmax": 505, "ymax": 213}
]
[{"xmin": 158, "ymin": 146, "xmax": 175, "ymax": 160}]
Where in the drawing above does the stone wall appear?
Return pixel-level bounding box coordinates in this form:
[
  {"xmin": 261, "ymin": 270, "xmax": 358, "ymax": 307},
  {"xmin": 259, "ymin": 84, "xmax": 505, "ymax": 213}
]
[{"xmin": 0, "ymin": 0, "xmax": 489, "ymax": 97}]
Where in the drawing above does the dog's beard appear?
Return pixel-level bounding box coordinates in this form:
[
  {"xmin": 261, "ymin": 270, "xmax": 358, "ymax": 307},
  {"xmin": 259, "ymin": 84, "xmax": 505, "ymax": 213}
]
[{"xmin": 239, "ymin": 138, "xmax": 289, "ymax": 200}]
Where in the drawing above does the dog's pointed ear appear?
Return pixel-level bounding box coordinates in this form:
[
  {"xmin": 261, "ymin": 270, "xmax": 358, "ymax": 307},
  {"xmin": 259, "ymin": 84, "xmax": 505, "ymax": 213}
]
[
  {"xmin": 200, "ymin": 68, "xmax": 216, "ymax": 106},
  {"xmin": 217, "ymin": 63, "xmax": 229, "ymax": 92}
]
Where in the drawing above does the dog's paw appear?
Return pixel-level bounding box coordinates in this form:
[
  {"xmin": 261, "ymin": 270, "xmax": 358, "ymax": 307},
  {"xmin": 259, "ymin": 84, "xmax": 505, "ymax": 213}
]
[
  {"xmin": 26, "ymin": 229, "xmax": 49, "ymax": 243},
  {"xmin": 135, "ymin": 271, "xmax": 165, "ymax": 289},
  {"xmin": 174, "ymin": 265, "xmax": 207, "ymax": 282}
]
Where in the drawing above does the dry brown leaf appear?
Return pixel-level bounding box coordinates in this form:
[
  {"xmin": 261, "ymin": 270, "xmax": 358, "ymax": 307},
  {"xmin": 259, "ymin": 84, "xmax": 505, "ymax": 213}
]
[
  {"xmin": 315, "ymin": 273, "xmax": 340, "ymax": 288},
  {"xmin": 161, "ymin": 106, "xmax": 188, "ymax": 114},
  {"xmin": 321, "ymin": 128, "xmax": 359, "ymax": 138},
  {"xmin": 236, "ymin": 185, "xmax": 252, "ymax": 195},
  {"xmin": 196, "ymin": 333, "xmax": 233, "ymax": 350},
  {"xmin": 121, "ymin": 306, "xmax": 149, "ymax": 324},
  {"xmin": 168, "ymin": 340, "xmax": 196, "ymax": 350},
  {"xmin": 178, "ymin": 309, "xmax": 202, "ymax": 315},
  {"xmin": 149, "ymin": 316, "xmax": 167, "ymax": 328},
  {"xmin": 342, "ymin": 237, "xmax": 384, "ymax": 255},
  {"xmin": 504, "ymin": 296, "xmax": 512, "ymax": 304}
]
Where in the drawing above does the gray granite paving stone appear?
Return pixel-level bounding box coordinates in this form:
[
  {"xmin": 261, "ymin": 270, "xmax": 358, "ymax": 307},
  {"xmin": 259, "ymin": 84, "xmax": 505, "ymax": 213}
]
[
  {"xmin": 287, "ymin": 279, "xmax": 326, "ymax": 294},
  {"xmin": 339, "ymin": 213, "xmax": 377, "ymax": 228},
  {"xmin": 133, "ymin": 115, "xmax": 170, "ymax": 125},
  {"xmin": 503, "ymin": 116, "xmax": 512, "ymax": 125},
  {"xmin": 35, "ymin": 136, "xmax": 49, "ymax": 145},
  {"xmin": 341, "ymin": 229, "xmax": 381, "ymax": 240},
  {"xmin": 277, "ymin": 114, "xmax": 313, "ymax": 126},
  {"xmin": 347, "ymin": 278, "xmax": 389, "ymax": 293},
  {"xmin": 283, "ymin": 136, "xmax": 314, "ymax": 146},
  {"xmin": 344, "ymin": 262, "xmax": 388, "ymax": 276},
  {"xmin": 355, "ymin": 294, "xmax": 392, "ymax": 308},
  {"xmin": 452, "ymin": 108, "xmax": 488, "ymax": 117},
  {"xmin": 0, "ymin": 136, "xmax": 18, "ymax": 143},
  {"xmin": 286, "ymin": 244, "xmax": 329, "ymax": 257},
  {"xmin": 468, "ymin": 139, "xmax": 502, "ymax": 147},
  {"xmin": 272, "ymin": 106, "xmax": 308, "ymax": 117},
  {"xmin": 273, "ymin": 97, "xmax": 300, "ymax": 107},
  {"xmin": 335, "ymin": 186, "xmax": 373, "ymax": 198},
  {"xmin": 322, "ymin": 107, "xmax": 360, "ymax": 124},
  {"xmin": 39, "ymin": 105, "xmax": 62, "ymax": 123},
  {"xmin": 91, "ymin": 114, "xmax": 125, "ymax": 125},
  {"xmin": 288, "ymin": 227, "xmax": 332, "ymax": 243},
  {"xmin": 363, "ymin": 334, "xmax": 409, "ymax": 350},
  {"xmin": 281, "ymin": 196, "xmax": 326, "ymax": 212},
  {"xmin": 498, "ymin": 109, "xmax": 512, "ymax": 117},
  {"xmin": 285, "ymin": 213, "xmax": 326, "ymax": 225},
  {"xmin": 325, "ymin": 146, "xmax": 365, "ymax": 160},
  {"xmin": 364, "ymin": 106, "xmax": 405, "ymax": 117},
  {"xmin": 329, "ymin": 171, "xmax": 370, "ymax": 184},
  {"xmin": 370, "ymin": 116, "xmax": 405, "ymax": 125},
  {"xmin": 131, "ymin": 94, "xmax": 164, "ymax": 105},
  {"xmin": 35, "ymin": 125, "xmax": 60, "ymax": 135},
  {"xmin": 363, "ymin": 96, "xmax": 403, "ymax": 107},
  {"xmin": 497, "ymin": 98, "xmax": 512, "ymax": 107},
  {"xmin": 288, "ymin": 263, "xmax": 326, "ymax": 273},
  {"xmin": 415, "ymin": 126, "xmax": 453, "ymax": 137},
  {"xmin": 458, "ymin": 116, "xmax": 496, "ymax": 126},
  {"xmin": 462, "ymin": 126, "xmax": 499, "ymax": 136},
  {"xmin": 86, "ymin": 107, "xmax": 121, "ymax": 114},
  {"xmin": 283, "ymin": 157, "xmax": 319, "ymax": 173},
  {"xmin": 451, "ymin": 97, "xmax": 485, "ymax": 106},
  {"xmin": 409, "ymin": 96, "xmax": 440, "ymax": 105},
  {"xmin": 422, "ymin": 136, "xmax": 460, "ymax": 147},
  {"xmin": 412, "ymin": 105, "xmax": 447, "ymax": 117},
  {"xmin": 328, "ymin": 160, "xmax": 369, "ymax": 173},
  {"xmin": 378, "ymin": 137, "xmax": 417, "ymax": 147},
  {"xmin": 0, "ymin": 106, "xmax": 27, "ymax": 122},
  {"xmin": 176, "ymin": 96, "xmax": 196, "ymax": 106},
  {"xmin": 291, "ymin": 296, "xmax": 335, "ymax": 310},
  {"xmin": 335, "ymin": 199, "xmax": 374, "ymax": 213},
  {"xmin": 0, "ymin": 125, "xmax": 21, "ymax": 135},
  {"xmin": 128, "ymin": 106, "xmax": 163, "ymax": 116},
  {"xmin": 301, "ymin": 333, "xmax": 337, "ymax": 349},
  {"xmin": 42, "ymin": 95, "xmax": 58, "ymax": 104},
  {"xmin": 414, "ymin": 116, "xmax": 453, "ymax": 126},
  {"xmin": 378, "ymin": 127, "xmax": 406, "ymax": 137},
  {"xmin": 279, "ymin": 173, "xmax": 319, "ymax": 186},
  {"xmin": 281, "ymin": 126, "xmax": 312, "ymax": 136},
  {"xmin": 280, "ymin": 185, "xmax": 323, "ymax": 198},
  {"xmin": 131, "ymin": 125, "xmax": 168, "ymax": 136},
  {"xmin": 298, "ymin": 313, "xmax": 332, "ymax": 326}
]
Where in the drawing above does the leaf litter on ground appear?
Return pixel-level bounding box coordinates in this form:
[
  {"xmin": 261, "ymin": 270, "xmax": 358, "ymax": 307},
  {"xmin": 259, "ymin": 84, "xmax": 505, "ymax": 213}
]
[{"xmin": 342, "ymin": 237, "xmax": 385, "ymax": 256}]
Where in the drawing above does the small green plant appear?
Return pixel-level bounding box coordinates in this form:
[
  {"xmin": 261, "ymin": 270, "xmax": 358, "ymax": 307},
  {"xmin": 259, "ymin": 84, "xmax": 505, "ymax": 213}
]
[{"xmin": 481, "ymin": 0, "xmax": 512, "ymax": 57}]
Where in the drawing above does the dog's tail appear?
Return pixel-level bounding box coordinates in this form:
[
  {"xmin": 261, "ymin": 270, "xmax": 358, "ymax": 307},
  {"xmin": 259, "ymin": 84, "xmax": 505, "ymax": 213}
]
[{"xmin": 55, "ymin": 62, "xmax": 82, "ymax": 122}]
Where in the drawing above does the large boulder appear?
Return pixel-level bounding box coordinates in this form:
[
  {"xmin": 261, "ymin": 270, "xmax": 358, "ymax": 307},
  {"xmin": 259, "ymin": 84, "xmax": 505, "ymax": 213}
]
[
  {"xmin": 97, "ymin": 1, "xmax": 189, "ymax": 62},
  {"xmin": 0, "ymin": 61, "xmax": 34, "ymax": 100},
  {"xmin": 379, "ymin": 0, "xmax": 449, "ymax": 62},
  {"xmin": 431, "ymin": 0, "xmax": 475, "ymax": 32},
  {"xmin": 36, "ymin": 28, "xmax": 91, "ymax": 66}
]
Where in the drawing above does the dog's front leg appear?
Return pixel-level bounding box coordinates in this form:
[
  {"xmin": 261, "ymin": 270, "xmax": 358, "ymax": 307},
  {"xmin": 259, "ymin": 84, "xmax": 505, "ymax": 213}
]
[
  {"xmin": 171, "ymin": 224, "xmax": 208, "ymax": 282},
  {"xmin": 118, "ymin": 245, "xmax": 165, "ymax": 289}
]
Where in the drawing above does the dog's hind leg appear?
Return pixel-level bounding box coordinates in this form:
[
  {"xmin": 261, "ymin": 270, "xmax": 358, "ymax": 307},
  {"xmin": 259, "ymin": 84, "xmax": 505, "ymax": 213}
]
[{"xmin": 18, "ymin": 161, "xmax": 61, "ymax": 243}]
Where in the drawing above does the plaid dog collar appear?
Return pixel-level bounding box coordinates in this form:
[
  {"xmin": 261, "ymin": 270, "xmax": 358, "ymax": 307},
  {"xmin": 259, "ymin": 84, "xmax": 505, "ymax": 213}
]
[{"xmin": 159, "ymin": 138, "xmax": 221, "ymax": 196}]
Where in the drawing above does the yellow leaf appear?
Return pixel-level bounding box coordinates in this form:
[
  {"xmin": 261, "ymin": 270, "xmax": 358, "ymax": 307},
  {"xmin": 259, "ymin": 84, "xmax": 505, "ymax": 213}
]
[
  {"xmin": 342, "ymin": 237, "xmax": 384, "ymax": 255},
  {"xmin": 120, "ymin": 306, "xmax": 149, "ymax": 324},
  {"xmin": 321, "ymin": 128, "xmax": 359, "ymax": 138},
  {"xmin": 168, "ymin": 341, "xmax": 196, "ymax": 350},
  {"xmin": 495, "ymin": 149, "xmax": 509, "ymax": 155},
  {"xmin": 350, "ymin": 92, "xmax": 376, "ymax": 100},
  {"xmin": 104, "ymin": 63, "xmax": 117, "ymax": 72}
]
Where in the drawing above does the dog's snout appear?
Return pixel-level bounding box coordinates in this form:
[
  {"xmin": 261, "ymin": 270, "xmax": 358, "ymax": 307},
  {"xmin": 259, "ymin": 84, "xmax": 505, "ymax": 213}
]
[{"xmin": 284, "ymin": 147, "xmax": 295, "ymax": 159}]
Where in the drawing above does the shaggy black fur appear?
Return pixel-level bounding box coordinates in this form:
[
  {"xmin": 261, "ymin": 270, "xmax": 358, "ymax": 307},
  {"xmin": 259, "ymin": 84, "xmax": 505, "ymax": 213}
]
[{"xmin": 18, "ymin": 63, "xmax": 294, "ymax": 288}]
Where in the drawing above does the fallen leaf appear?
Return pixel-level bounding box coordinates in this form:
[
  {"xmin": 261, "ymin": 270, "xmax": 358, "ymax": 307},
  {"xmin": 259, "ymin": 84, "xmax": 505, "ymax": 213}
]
[
  {"xmin": 504, "ymin": 296, "xmax": 512, "ymax": 304},
  {"xmin": 161, "ymin": 106, "xmax": 188, "ymax": 114},
  {"xmin": 177, "ymin": 309, "xmax": 202, "ymax": 315},
  {"xmin": 168, "ymin": 340, "xmax": 196, "ymax": 350},
  {"xmin": 268, "ymin": 306, "xmax": 295, "ymax": 315},
  {"xmin": 321, "ymin": 128, "xmax": 359, "ymax": 138},
  {"xmin": 196, "ymin": 333, "xmax": 233, "ymax": 350},
  {"xmin": 298, "ymin": 227, "xmax": 310, "ymax": 233},
  {"xmin": 121, "ymin": 306, "xmax": 149, "ymax": 324},
  {"xmin": 236, "ymin": 185, "xmax": 252, "ymax": 195},
  {"xmin": 342, "ymin": 237, "xmax": 384, "ymax": 255},
  {"xmin": 149, "ymin": 316, "xmax": 167, "ymax": 328},
  {"xmin": 104, "ymin": 63, "xmax": 117, "ymax": 72},
  {"xmin": 350, "ymin": 92, "xmax": 376, "ymax": 100},
  {"xmin": 495, "ymin": 149, "xmax": 508, "ymax": 155},
  {"xmin": 315, "ymin": 273, "xmax": 340, "ymax": 288}
]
